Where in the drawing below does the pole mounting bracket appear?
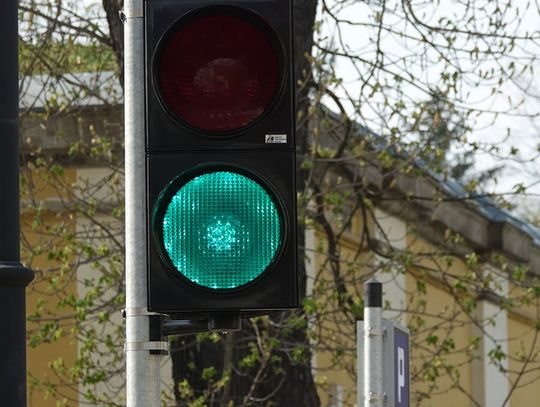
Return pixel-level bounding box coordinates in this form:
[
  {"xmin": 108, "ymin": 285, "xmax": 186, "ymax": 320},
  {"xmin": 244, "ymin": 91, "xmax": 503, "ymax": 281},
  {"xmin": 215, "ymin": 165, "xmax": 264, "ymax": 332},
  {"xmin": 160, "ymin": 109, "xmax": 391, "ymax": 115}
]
[{"xmin": 124, "ymin": 341, "xmax": 169, "ymax": 353}]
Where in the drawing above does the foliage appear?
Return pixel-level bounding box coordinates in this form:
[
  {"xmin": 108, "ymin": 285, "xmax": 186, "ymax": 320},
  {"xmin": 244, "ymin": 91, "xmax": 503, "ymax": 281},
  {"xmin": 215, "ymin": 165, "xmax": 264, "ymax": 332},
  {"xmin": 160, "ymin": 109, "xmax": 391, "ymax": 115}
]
[
  {"xmin": 20, "ymin": 41, "xmax": 117, "ymax": 75},
  {"xmin": 411, "ymin": 92, "xmax": 502, "ymax": 185},
  {"xmin": 18, "ymin": 0, "xmax": 540, "ymax": 406}
]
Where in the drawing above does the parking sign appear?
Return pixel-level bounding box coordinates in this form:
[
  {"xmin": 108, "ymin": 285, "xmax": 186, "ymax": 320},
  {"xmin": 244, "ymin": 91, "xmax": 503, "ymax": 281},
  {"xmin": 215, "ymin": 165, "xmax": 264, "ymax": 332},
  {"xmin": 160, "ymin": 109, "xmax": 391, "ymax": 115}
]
[
  {"xmin": 394, "ymin": 325, "xmax": 409, "ymax": 407},
  {"xmin": 357, "ymin": 320, "xmax": 410, "ymax": 407}
]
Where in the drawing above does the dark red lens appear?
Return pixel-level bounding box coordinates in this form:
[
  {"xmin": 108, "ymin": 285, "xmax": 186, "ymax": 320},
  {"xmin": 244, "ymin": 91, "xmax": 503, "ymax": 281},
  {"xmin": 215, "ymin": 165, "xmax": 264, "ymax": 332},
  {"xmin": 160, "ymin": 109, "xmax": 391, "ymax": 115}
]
[{"xmin": 157, "ymin": 11, "xmax": 280, "ymax": 133}]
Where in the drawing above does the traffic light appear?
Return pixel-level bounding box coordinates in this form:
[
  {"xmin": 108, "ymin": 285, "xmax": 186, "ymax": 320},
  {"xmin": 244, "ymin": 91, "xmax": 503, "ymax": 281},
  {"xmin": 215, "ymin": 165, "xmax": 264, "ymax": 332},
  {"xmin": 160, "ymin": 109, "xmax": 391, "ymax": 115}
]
[{"xmin": 145, "ymin": 0, "xmax": 297, "ymax": 314}]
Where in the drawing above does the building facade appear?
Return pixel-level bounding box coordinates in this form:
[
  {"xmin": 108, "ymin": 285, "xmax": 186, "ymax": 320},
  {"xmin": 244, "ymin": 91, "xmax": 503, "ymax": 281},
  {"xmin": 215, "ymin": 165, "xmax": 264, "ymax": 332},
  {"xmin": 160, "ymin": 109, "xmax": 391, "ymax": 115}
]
[{"xmin": 21, "ymin": 73, "xmax": 540, "ymax": 406}]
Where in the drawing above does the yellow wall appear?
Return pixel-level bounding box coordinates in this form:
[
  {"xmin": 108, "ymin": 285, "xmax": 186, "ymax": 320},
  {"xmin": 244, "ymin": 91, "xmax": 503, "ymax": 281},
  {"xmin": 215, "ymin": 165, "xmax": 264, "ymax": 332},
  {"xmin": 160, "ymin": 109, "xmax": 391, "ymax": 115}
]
[
  {"xmin": 308, "ymin": 210, "xmax": 379, "ymax": 406},
  {"xmin": 507, "ymin": 315, "xmax": 540, "ymax": 406},
  {"xmin": 405, "ymin": 235, "xmax": 475, "ymax": 406},
  {"xmin": 21, "ymin": 168, "xmax": 540, "ymax": 407},
  {"xmin": 23, "ymin": 168, "xmax": 79, "ymax": 407},
  {"xmin": 310, "ymin": 216, "xmax": 533, "ymax": 407}
]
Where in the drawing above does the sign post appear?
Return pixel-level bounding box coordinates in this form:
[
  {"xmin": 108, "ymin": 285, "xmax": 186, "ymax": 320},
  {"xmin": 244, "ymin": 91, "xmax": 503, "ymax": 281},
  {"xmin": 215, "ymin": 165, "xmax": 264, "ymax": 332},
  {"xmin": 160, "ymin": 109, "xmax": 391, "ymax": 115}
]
[
  {"xmin": 0, "ymin": 1, "xmax": 35, "ymax": 405},
  {"xmin": 358, "ymin": 280, "xmax": 410, "ymax": 407},
  {"xmin": 123, "ymin": 1, "xmax": 166, "ymax": 406}
]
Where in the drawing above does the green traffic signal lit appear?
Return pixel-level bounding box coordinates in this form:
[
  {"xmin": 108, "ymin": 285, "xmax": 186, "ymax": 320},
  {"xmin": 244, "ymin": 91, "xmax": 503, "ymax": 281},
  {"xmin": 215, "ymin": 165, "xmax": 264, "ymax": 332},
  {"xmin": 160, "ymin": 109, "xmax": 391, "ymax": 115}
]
[{"xmin": 158, "ymin": 170, "xmax": 282, "ymax": 290}]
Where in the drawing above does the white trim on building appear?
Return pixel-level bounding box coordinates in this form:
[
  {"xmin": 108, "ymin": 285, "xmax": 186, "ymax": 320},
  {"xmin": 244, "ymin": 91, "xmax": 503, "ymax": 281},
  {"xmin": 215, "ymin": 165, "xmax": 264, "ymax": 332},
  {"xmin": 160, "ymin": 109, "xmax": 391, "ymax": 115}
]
[
  {"xmin": 473, "ymin": 266, "xmax": 509, "ymax": 407},
  {"xmin": 374, "ymin": 209, "xmax": 407, "ymax": 323}
]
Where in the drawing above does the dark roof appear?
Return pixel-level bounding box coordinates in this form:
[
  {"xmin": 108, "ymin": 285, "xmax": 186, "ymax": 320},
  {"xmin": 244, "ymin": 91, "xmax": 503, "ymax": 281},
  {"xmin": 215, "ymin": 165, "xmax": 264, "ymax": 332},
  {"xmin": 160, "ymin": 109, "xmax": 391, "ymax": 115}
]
[{"xmin": 326, "ymin": 110, "xmax": 540, "ymax": 271}]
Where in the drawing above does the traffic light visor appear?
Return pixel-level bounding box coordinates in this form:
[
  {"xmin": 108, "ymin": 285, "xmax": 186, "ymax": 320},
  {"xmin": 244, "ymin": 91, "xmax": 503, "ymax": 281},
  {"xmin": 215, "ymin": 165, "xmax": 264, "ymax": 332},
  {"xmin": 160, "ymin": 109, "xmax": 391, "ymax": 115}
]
[
  {"xmin": 156, "ymin": 169, "xmax": 283, "ymax": 290},
  {"xmin": 156, "ymin": 7, "xmax": 281, "ymax": 133}
]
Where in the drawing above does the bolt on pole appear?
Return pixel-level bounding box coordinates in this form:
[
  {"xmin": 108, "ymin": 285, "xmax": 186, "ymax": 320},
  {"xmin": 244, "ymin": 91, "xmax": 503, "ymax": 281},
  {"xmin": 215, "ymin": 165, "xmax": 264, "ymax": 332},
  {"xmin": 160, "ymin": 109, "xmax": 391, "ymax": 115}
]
[
  {"xmin": 364, "ymin": 279, "xmax": 384, "ymax": 407},
  {"xmin": 0, "ymin": 0, "xmax": 35, "ymax": 405},
  {"xmin": 123, "ymin": 1, "xmax": 164, "ymax": 406}
]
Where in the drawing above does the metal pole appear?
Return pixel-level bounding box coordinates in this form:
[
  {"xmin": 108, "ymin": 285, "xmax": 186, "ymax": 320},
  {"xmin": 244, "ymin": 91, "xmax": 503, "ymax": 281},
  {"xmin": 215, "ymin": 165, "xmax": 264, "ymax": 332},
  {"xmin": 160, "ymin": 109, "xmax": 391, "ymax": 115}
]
[
  {"xmin": 364, "ymin": 279, "xmax": 384, "ymax": 407},
  {"xmin": 0, "ymin": 0, "xmax": 35, "ymax": 405},
  {"xmin": 124, "ymin": 1, "xmax": 165, "ymax": 405}
]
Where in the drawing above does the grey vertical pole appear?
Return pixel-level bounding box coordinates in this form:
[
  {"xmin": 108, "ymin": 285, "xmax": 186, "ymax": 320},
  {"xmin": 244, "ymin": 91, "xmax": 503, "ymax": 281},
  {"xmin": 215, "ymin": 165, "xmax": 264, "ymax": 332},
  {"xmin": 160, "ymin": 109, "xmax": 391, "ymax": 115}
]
[
  {"xmin": 364, "ymin": 279, "xmax": 384, "ymax": 407},
  {"xmin": 0, "ymin": 0, "xmax": 35, "ymax": 405},
  {"xmin": 123, "ymin": 1, "xmax": 166, "ymax": 405}
]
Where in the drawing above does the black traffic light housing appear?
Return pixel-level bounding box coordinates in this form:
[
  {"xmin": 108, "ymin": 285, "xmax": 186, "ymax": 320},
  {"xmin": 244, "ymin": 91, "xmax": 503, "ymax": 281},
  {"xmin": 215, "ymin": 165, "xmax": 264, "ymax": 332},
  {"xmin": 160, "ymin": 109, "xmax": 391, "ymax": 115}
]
[
  {"xmin": 145, "ymin": 0, "xmax": 295, "ymax": 151},
  {"xmin": 145, "ymin": 0, "xmax": 298, "ymax": 315}
]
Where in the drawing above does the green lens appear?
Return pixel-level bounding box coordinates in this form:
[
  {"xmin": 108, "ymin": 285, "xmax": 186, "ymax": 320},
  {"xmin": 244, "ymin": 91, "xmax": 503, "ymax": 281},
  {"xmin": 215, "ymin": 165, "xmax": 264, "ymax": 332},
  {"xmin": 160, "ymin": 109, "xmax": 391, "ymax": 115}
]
[{"xmin": 160, "ymin": 170, "xmax": 281, "ymax": 289}]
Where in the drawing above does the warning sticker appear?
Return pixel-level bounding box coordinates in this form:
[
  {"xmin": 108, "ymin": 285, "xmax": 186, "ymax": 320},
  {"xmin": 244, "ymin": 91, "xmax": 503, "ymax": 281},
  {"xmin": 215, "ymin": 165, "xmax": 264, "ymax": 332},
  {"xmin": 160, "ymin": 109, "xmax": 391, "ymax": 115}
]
[{"xmin": 265, "ymin": 134, "xmax": 287, "ymax": 144}]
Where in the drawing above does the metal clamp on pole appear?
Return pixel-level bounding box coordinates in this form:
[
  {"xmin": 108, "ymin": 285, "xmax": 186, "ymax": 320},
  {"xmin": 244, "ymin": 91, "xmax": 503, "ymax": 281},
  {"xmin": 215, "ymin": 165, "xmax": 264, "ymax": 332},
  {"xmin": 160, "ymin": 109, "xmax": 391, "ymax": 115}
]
[
  {"xmin": 364, "ymin": 279, "xmax": 384, "ymax": 407},
  {"xmin": 365, "ymin": 325, "xmax": 385, "ymax": 338},
  {"xmin": 124, "ymin": 341, "xmax": 169, "ymax": 353},
  {"xmin": 122, "ymin": 307, "xmax": 161, "ymax": 318},
  {"xmin": 122, "ymin": 308, "xmax": 169, "ymax": 355}
]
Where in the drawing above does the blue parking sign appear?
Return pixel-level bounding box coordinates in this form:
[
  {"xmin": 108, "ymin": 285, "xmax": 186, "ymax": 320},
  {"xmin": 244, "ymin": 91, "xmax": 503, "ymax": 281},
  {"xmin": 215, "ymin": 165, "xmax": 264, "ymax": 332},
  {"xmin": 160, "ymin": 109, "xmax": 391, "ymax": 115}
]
[{"xmin": 394, "ymin": 326, "xmax": 409, "ymax": 407}]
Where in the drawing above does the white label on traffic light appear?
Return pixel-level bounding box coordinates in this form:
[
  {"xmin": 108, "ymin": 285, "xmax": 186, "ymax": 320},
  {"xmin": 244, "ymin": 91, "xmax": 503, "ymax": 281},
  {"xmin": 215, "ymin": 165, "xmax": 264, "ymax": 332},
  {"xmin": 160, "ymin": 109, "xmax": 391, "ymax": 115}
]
[{"xmin": 265, "ymin": 134, "xmax": 287, "ymax": 143}]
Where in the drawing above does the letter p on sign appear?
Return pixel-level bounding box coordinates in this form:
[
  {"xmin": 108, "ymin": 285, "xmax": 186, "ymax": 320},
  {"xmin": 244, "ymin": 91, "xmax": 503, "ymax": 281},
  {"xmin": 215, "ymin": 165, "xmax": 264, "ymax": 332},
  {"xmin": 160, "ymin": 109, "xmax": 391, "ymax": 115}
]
[{"xmin": 397, "ymin": 346, "xmax": 405, "ymax": 402}]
